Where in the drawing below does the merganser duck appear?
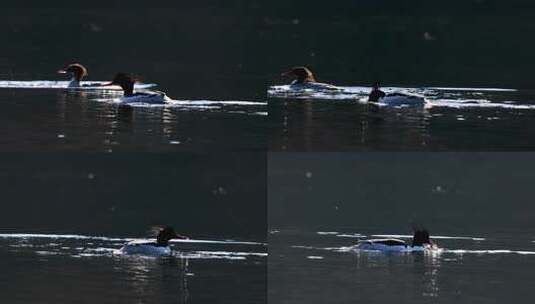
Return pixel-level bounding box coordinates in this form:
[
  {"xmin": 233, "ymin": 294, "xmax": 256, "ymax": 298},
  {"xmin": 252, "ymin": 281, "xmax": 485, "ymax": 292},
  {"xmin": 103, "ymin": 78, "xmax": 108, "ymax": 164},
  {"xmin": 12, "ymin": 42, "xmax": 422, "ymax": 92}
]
[
  {"xmin": 105, "ymin": 73, "xmax": 171, "ymax": 104},
  {"xmin": 368, "ymin": 82, "xmax": 425, "ymax": 106},
  {"xmin": 57, "ymin": 63, "xmax": 88, "ymax": 88},
  {"xmin": 281, "ymin": 66, "xmax": 340, "ymax": 91},
  {"xmin": 356, "ymin": 229, "xmax": 437, "ymax": 252},
  {"xmin": 119, "ymin": 226, "xmax": 188, "ymax": 256}
]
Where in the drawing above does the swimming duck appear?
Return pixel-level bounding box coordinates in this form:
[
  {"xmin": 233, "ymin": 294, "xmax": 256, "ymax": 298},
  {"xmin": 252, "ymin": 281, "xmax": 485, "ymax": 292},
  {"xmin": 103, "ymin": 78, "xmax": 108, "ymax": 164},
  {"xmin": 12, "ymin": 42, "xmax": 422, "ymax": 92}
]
[
  {"xmin": 57, "ymin": 63, "xmax": 88, "ymax": 87},
  {"xmin": 105, "ymin": 73, "xmax": 171, "ymax": 104},
  {"xmin": 356, "ymin": 229, "xmax": 437, "ymax": 252},
  {"xmin": 119, "ymin": 226, "xmax": 188, "ymax": 256},
  {"xmin": 281, "ymin": 66, "xmax": 340, "ymax": 90},
  {"xmin": 368, "ymin": 82, "xmax": 425, "ymax": 106}
]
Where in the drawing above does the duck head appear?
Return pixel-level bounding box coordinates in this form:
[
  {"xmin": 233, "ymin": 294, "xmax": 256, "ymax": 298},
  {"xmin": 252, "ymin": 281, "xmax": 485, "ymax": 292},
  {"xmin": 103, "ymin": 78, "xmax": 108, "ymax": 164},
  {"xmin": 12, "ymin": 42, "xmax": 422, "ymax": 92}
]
[
  {"xmin": 156, "ymin": 226, "xmax": 187, "ymax": 246},
  {"xmin": 57, "ymin": 63, "xmax": 88, "ymax": 83},
  {"xmin": 281, "ymin": 66, "xmax": 316, "ymax": 84},
  {"xmin": 107, "ymin": 73, "xmax": 136, "ymax": 96},
  {"xmin": 411, "ymin": 229, "xmax": 432, "ymax": 247}
]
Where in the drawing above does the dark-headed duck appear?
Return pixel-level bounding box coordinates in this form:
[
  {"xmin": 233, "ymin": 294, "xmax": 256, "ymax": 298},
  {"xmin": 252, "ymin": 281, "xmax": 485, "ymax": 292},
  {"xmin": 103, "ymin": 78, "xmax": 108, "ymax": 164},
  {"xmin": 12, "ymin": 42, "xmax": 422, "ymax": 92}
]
[
  {"xmin": 356, "ymin": 228, "xmax": 437, "ymax": 252},
  {"xmin": 119, "ymin": 226, "xmax": 188, "ymax": 256},
  {"xmin": 104, "ymin": 73, "xmax": 171, "ymax": 104}
]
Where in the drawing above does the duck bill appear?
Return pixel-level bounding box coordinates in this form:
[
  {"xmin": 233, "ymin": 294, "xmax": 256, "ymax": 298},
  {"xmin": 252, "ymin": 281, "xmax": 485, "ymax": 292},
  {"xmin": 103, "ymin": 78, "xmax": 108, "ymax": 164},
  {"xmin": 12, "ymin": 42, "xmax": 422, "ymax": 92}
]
[
  {"xmin": 175, "ymin": 233, "xmax": 188, "ymax": 240},
  {"xmin": 281, "ymin": 71, "xmax": 292, "ymax": 77}
]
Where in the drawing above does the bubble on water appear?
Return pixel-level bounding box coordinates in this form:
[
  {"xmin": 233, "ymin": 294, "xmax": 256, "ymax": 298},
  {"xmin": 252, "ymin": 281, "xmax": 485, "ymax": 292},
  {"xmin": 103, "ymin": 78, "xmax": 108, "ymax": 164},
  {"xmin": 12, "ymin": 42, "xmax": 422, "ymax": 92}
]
[
  {"xmin": 423, "ymin": 31, "xmax": 436, "ymax": 41},
  {"xmin": 432, "ymin": 185, "xmax": 446, "ymax": 193},
  {"xmin": 212, "ymin": 187, "xmax": 227, "ymax": 195}
]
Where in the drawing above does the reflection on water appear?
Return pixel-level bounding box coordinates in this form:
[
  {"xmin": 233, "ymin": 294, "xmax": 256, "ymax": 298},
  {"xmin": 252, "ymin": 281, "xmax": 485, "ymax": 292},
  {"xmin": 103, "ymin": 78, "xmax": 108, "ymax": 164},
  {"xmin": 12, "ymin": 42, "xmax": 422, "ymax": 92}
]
[
  {"xmin": 0, "ymin": 233, "xmax": 266, "ymax": 304},
  {"xmin": 0, "ymin": 89, "xmax": 266, "ymax": 151},
  {"xmin": 268, "ymin": 153, "xmax": 535, "ymax": 303},
  {"xmin": 269, "ymin": 229, "xmax": 535, "ymax": 304},
  {"xmin": 269, "ymin": 87, "xmax": 535, "ymax": 151}
]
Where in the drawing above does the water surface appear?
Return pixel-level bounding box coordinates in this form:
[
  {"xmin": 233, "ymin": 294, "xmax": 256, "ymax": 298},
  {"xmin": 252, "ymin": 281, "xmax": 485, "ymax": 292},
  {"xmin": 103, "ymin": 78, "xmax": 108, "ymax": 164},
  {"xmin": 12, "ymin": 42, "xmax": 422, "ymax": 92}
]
[
  {"xmin": 0, "ymin": 4, "xmax": 268, "ymax": 152},
  {"xmin": 0, "ymin": 90, "xmax": 266, "ymax": 152},
  {"xmin": 269, "ymin": 229, "xmax": 535, "ymax": 304},
  {"xmin": 269, "ymin": 87, "xmax": 535, "ymax": 151},
  {"xmin": 0, "ymin": 153, "xmax": 266, "ymax": 303},
  {"xmin": 268, "ymin": 153, "xmax": 535, "ymax": 303},
  {"xmin": 0, "ymin": 233, "xmax": 265, "ymax": 304}
]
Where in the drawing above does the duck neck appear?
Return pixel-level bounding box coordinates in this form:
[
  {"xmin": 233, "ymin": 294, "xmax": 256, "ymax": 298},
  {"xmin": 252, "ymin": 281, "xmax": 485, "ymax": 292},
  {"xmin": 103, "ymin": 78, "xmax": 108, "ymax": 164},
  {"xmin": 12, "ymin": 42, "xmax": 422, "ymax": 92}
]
[
  {"xmin": 123, "ymin": 83, "xmax": 134, "ymax": 96},
  {"xmin": 296, "ymin": 75, "xmax": 315, "ymax": 84},
  {"xmin": 156, "ymin": 236, "xmax": 169, "ymax": 246},
  {"xmin": 68, "ymin": 76, "xmax": 80, "ymax": 88}
]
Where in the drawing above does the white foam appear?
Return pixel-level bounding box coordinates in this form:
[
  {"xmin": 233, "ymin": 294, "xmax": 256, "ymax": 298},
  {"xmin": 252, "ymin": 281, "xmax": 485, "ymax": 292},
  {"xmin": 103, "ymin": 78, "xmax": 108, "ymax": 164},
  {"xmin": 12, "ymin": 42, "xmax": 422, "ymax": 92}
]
[
  {"xmin": 95, "ymin": 98, "xmax": 266, "ymax": 112},
  {"xmin": 0, "ymin": 233, "xmax": 125, "ymax": 242},
  {"xmin": 335, "ymin": 234, "xmax": 366, "ymax": 238},
  {"xmin": 427, "ymin": 87, "xmax": 517, "ymax": 92},
  {"xmin": 0, "ymin": 233, "xmax": 265, "ymax": 246},
  {"xmin": 371, "ymin": 234, "xmax": 486, "ymax": 241},
  {"xmin": 426, "ymin": 100, "xmax": 535, "ymax": 110},
  {"xmin": 445, "ymin": 249, "xmax": 535, "ymax": 255},
  {"xmin": 268, "ymin": 85, "xmax": 533, "ymax": 110},
  {"xmin": 192, "ymin": 251, "xmax": 267, "ymax": 257},
  {"xmin": 0, "ymin": 80, "xmax": 156, "ymax": 90}
]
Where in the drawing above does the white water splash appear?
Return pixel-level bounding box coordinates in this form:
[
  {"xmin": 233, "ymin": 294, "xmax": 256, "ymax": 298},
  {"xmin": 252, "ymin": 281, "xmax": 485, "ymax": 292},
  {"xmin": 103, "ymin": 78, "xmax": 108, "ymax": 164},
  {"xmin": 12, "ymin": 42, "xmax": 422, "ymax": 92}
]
[
  {"xmin": 370, "ymin": 234, "xmax": 486, "ymax": 241},
  {"xmin": 0, "ymin": 80, "xmax": 156, "ymax": 90},
  {"xmin": 94, "ymin": 97, "xmax": 267, "ymax": 113},
  {"xmin": 0, "ymin": 233, "xmax": 265, "ymax": 246},
  {"xmin": 268, "ymin": 85, "xmax": 535, "ymax": 110}
]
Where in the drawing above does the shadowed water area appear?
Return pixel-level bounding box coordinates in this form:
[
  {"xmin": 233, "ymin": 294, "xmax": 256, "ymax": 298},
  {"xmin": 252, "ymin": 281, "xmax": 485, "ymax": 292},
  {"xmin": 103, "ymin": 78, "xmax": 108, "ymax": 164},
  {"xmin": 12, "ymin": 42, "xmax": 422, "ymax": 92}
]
[
  {"xmin": 269, "ymin": 153, "xmax": 535, "ymax": 303},
  {"xmin": 265, "ymin": 0, "xmax": 535, "ymax": 151},
  {"xmin": 268, "ymin": 87, "xmax": 535, "ymax": 151},
  {"xmin": 0, "ymin": 2, "xmax": 268, "ymax": 152},
  {"xmin": 0, "ymin": 153, "xmax": 266, "ymax": 303}
]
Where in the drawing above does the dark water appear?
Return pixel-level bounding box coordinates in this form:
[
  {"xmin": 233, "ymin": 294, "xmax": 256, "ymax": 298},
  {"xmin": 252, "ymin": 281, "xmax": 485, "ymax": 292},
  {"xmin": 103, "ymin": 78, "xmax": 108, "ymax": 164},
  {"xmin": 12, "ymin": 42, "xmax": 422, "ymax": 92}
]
[
  {"xmin": 264, "ymin": 1, "xmax": 535, "ymax": 88},
  {"xmin": 268, "ymin": 88, "xmax": 535, "ymax": 151},
  {"xmin": 268, "ymin": 153, "xmax": 535, "ymax": 303},
  {"xmin": 0, "ymin": 90, "xmax": 266, "ymax": 152},
  {"xmin": 0, "ymin": 4, "xmax": 267, "ymax": 152},
  {"xmin": 263, "ymin": 1, "xmax": 535, "ymax": 152},
  {"xmin": 269, "ymin": 230, "xmax": 535, "ymax": 304},
  {"xmin": 0, "ymin": 236, "xmax": 265, "ymax": 304},
  {"xmin": 0, "ymin": 153, "xmax": 266, "ymax": 240},
  {"xmin": 0, "ymin": 153, "xmax": 266, "ymax": 303}
]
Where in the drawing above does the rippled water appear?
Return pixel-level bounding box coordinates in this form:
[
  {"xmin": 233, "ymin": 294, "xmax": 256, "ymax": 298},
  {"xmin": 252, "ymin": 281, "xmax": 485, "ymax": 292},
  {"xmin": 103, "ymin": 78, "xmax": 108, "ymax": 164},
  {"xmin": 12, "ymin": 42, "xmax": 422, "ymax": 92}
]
[
  {"xmin": 0, "ymin": 233, "xmax": 265, "ymax": 304},
  {"xmin": 269, "ymin": 229, "xmax": 535, "ymax": 304},
  {"xmin": 0, "ymin": 89, "xmax": 266, "ymax": 152},
  {"xmin": 268, "ymin": 86, "xmax": 535, "ymax": 151},
  {"xmin": 268, "ymin": 153, "xmax": 535, "ymax": 303},
  {"xmin": 0, "ymin": 153, "xmax": 266, "ymax": 303}
]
